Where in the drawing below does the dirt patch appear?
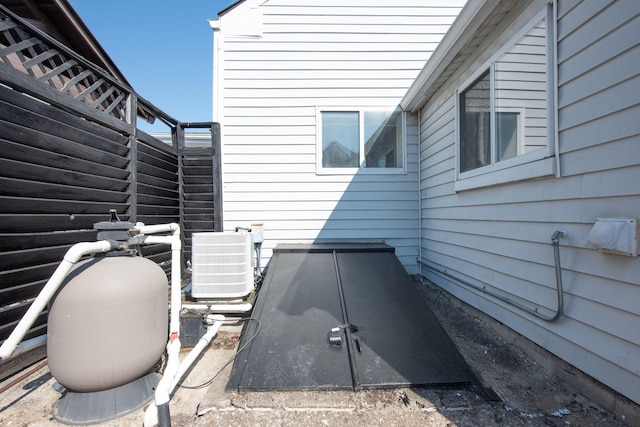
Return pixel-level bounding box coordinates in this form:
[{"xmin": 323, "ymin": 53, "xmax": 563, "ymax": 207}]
[
  {"xmin": 413, "ymin": 278, "xmax": 630, "ymax": 427},
  {"xmin": 209, "ymin": 331, "xmax": 240, "ymax": 351}
]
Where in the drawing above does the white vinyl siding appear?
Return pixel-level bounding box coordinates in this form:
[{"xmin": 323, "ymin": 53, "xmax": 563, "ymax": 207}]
[
  {"xmin": 214, "ymin": 1, "xmax": 465, "ymax": 271},
  {"xmin": 418, "ymin": 0, "xmax": 640, "ymax": 405}
]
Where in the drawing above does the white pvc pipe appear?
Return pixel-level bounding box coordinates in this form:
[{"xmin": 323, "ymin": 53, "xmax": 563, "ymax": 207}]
[
  {"xmin": 5, "ymin": 334, "xmax": 47, "ymax": 358},
  {"xmin": 144, "ymin": 317, "xmax": 224, "ymax": 427},
  {"xmin": 180, "ymin": 304, "xmax": 210, "ymax": 311},
  {"xmin": 169, "ymin": 316, "xmax": 224, "ymax": 391},
  {"xmin": 156, "ymin": 336, "xmax": 181, "ymax": 406},
  {"xmin": 135, "ymin": 222, "xmax": 179, "ymax": 235},
  {"xmin": 208, "ymin": 303, "xmax": 253, "ymax": 313},
  {"xmin": 143, "ymin": 334, "xmax": 181, "ymax": 427},
  {"xmin": 134, "ymin": 225, "xmax": 182, "ymax": 334},
  {"xmin": 0, "ymin": 240, "xmax": 115, "ymax": 360},
  {"xmin": 134, "ymin": 223, "xmax": 185, "ymax": 427},
  {"xmin": 181, "ymin": 303, "xmax": 253, "ymax": 314}
]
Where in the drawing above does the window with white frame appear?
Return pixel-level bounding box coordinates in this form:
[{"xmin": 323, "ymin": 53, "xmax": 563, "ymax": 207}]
[
  {"xmin": 457, "ymin": 6, "xmax": 555, "ymax": 186},
  {"xmin": 317, "ymin": 107, "xmax": 404, "ymax": 174}
]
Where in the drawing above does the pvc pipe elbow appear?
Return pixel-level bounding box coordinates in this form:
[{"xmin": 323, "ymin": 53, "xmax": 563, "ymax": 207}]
[
  {"xmin": 135, "ymin": 223, "xmax": 180, "ymax": 235},
  {"xmin": 63, "ymin": 240, "xmax": 114, "ymax": 263}
]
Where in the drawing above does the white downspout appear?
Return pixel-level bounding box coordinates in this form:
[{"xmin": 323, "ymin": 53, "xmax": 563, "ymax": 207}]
[
  {"xmin": 0, "ymin": 240, "xmax": 116, "ymax": 360},
  {"xmin": 552, "ymin": 0, "xmax": 561, "ymax": 178}
]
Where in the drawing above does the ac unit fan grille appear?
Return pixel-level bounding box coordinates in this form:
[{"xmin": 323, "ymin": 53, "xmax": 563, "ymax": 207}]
[{"xmin": 191, "ymin": 232, "xmax": 253, "ymax": 299}]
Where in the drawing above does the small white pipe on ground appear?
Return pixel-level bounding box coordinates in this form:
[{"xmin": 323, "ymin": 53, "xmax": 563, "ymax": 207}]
[
  {"xmin": 169, "ymin": 315, "xmax": 224, "ymax": 391},
  {"xmin": 181, "ymin": 303, "xmax": 253, "ymax": 314},
  {"xmin": 0, "ymin": 240, "xmax": 115, "ymax": 360},
  {"xmin": 143, "ymin": 316, "xmax": 225, "ymax": 427},
  {"xmin": 180, "ymin": 304, "xmax": 210, "ymax": 311},
  {"xmin": 146, "ymin": 334, "xmax": 181, "ymax": 427},
  {"xmin": 155, "ymin": 335, "xmax": 181, "ymax": 407}
]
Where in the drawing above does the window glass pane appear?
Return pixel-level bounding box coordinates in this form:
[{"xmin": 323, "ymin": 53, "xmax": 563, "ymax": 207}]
[
  {"xmin": 364, "ymin": 108, "xmax": 402, "ymax": 168},
  {"xmin": 460, "ymin": 71, "xmax": 491, "ymax": 172},
  {"xmin": 322, "ymin": 111, "xmax": 359, "ymax": 167},
  {"xmin": 494, "ymin": 18, "xmax": 547, "ymax": 161},
  {"xmin": 496, "ymin": 111, "xmax": 519, "ymax": 160}
]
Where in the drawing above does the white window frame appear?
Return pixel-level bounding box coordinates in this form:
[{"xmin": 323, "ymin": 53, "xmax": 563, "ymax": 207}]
[
  {"xmin": 454, "ymin": 6, "xmax": 556, "ymax": 192},
  {"xmin": 316, "ymin": 106, "xmax": 407, "ymax": 175}
]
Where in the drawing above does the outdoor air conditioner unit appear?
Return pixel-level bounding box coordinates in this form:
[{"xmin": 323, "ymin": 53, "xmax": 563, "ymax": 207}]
[{"xmin": 191, "ymin": 232, "xmax": 254, "ymax": 299}]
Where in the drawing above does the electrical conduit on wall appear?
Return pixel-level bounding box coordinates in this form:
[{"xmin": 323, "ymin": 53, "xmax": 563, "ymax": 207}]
[{"xmin": 419, "ymin": 231, "xmax": 566, "ymax": 322}]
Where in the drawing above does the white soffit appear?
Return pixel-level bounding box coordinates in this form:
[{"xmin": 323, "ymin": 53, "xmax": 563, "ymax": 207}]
[{"xmin": 401, "ymin": 0, "xmax": 507, "ymax": 112}]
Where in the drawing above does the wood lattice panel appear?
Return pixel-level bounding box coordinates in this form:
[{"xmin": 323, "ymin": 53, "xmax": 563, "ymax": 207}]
[{"xmin": 0, "ymin": 10, "xmax": 127, "ymax": 120}]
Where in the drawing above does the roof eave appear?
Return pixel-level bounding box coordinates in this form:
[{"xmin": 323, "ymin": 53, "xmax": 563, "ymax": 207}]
[
  {"xmin": 53, "ymin": 0, "xmax": 130, "ymax": 85},
  {"xmin": 218, "ymin": 0, "xmax": 247, "ymax": 17},
  {"xmin": 401, "ymin": 0, "xmax": 503, "ymax": 113}
]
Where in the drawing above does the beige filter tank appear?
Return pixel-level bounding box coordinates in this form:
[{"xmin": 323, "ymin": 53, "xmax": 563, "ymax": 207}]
[{"xmin": 47, "ymin": 255, "xmax": 168, "ymax": 392}]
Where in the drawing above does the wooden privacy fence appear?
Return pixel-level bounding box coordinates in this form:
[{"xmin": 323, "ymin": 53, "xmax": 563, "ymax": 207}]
[{"xmin": 0, "ymin": 5, "xmax": 222, "ymax": 376}]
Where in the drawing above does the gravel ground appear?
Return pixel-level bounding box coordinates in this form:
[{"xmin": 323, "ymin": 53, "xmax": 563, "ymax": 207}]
[{"xmin": 0, "ymin": 278, "xmax": 636, "ymax": 427}]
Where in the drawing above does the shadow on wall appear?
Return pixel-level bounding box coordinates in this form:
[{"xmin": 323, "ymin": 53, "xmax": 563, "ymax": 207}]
[{"xmin": 312, "ymin": 107, "xmax": 420, "ymax": 272}]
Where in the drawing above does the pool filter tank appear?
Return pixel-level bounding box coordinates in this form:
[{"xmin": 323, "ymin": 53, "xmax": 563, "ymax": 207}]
[
  {"xmin": 47, "ymin": 212, "xmax": 169, "ymax": 424},
  {"xmin": 47, "ymin": 255, "xmax": 168, "ymax": 392}
]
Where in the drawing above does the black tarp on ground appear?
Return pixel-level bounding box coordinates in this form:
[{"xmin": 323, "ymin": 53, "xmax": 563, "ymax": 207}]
[{"xmin": 228, "ymin": 244, "xmax": 476, "ymax": 391}]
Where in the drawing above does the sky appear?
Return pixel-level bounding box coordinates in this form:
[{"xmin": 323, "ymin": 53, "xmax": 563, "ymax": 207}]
[{"xmin": 69, "ymin": 0, "xmax": 238, "ymax": 132}]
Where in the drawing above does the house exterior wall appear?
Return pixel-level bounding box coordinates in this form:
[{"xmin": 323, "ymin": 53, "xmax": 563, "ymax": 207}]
[
  {"xmin": 212, "ymin": 0, "xmax": 466, "ymax": 271},
  {"xmin": 417, "ymin": 0, "xmax": 640, "ymax": 404}
]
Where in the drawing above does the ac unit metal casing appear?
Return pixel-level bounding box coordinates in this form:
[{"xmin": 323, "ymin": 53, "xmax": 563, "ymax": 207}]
[{"xmin": 191, "ymin": 232, "xmax": 254, "ymax": 299}]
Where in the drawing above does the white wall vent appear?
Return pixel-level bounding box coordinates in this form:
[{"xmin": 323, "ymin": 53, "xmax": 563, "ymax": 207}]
[
  {"xmin": 191, "ymin": 232, "xmax": 254, "ymax": 299},
  {"xmin": 586, "ymin": 218, "xmax": 638, "ymax": 257}
]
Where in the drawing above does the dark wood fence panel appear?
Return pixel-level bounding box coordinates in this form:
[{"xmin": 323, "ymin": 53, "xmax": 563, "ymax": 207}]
[
  {"xmin": 135, "ymin": 133, "xmax": 180, "ymax": 266},
  {"xmin": 177, "ymin": 123, "xmax": 222, "ymax": 262},
  {"xmin": 0, "ymin": 5, "xmax": 221, "ymax": 380},
  {"xmin": 0, "ymin": 87, "xmax": 132, "ymax": 341},
  {"xmin": 181, "ymin": 150, "xmax": 216, "ymax": 261}
]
